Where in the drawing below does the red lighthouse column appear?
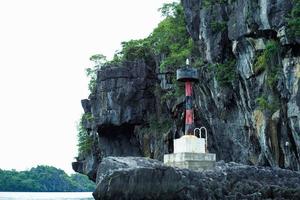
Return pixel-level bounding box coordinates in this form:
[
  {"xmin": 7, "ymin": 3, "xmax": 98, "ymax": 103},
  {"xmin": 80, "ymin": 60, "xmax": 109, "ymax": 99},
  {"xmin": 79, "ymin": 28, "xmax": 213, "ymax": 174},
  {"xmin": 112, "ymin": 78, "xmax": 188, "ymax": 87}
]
[{"xmin": 185, "ymin": 81, "xmax": 194, "ymax": 135}]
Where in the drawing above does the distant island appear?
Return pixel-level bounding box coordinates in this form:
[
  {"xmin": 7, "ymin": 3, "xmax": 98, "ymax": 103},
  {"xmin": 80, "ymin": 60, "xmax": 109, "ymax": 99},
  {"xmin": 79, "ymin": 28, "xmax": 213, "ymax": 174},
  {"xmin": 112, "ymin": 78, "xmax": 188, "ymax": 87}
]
[{"xmin": 0, "ymin": 165, "xmax": 95, "ymax": 192}]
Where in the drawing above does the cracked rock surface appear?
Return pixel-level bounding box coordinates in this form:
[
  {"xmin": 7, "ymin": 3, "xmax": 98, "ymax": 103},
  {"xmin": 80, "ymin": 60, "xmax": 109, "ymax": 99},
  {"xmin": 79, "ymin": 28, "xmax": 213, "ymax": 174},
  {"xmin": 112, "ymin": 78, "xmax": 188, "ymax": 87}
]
[{"xmin": 93, "ymin": 157, "xmax": 300, "ymax": 200}]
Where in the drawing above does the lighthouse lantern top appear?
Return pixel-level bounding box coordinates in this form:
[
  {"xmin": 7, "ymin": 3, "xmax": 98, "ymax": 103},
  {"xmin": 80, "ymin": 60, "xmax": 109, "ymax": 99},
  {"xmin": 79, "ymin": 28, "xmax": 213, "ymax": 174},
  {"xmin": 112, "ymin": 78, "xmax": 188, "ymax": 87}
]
[{"xmin": 176, "ymin": 59, "xmax": 199, "ymax": 82}]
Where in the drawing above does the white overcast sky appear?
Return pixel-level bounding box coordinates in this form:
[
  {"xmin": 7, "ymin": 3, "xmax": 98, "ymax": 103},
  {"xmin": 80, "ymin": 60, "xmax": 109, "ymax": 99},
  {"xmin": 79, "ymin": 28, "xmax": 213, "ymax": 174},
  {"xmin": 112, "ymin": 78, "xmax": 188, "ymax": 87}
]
[{"xmin": 0, "ymin": 0, "xmax": 175, "ymax": 174}]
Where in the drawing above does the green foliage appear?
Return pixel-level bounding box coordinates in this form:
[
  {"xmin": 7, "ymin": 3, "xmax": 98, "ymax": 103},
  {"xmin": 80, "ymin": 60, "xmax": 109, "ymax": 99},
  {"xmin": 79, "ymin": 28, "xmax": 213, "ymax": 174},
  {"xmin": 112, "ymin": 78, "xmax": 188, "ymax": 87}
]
[
  {"xmin": 86, "ymin": 53, "xmax": 107, "ymax": 93},
  {"xmin": 160, "ymin": 78, "xmax": 185, "ymax": 103},
  {"xmin": 159, "ymin": 2, "xmax": 180, "ymax": 17},
  {"xmin": 77, "ymin": 114, "xmax": 93, "ymax": 157},
  {"xmin": 148, "ymin": 3, "xmax": 196, "ymax": 99},
  {"xmin": 203, "ymin": 0, "xmax": 212, "ymax": 7},
  {"xmin": 215, "ymin": 59, "xmax": 237, "ymax": 86},
  {"xmin": 141, "ymin": 115, "xmax": 173, "ymax": 135},
  {"xmin": 267, "ymin": 65, "xmax": 281, "ymax": 89},
  {"xmin": 253, "ymin": 40, "xmax": 281, "ymax": 88},
  {"xmin": 89, "ymin": 54, "xmax": 106, "ymax": 66},
  {"xmin": 193, "ymin": 57, "xmax": 204, "ymax": 68},
  {"xmin": 151, "ymin": 3, "xmax": 192, "ymax": 70},
  {"xmin": 256, "ymin": 96, "xmax": 269, "ymax": 111},
  {"xmin": 0, "ymin": 166, "xmax": 95, "ymax": 192},
  {"xmin": 256, "ymin": 96, "xmax": 279, "ymax": 113},
  {"xmin": 253, "ymin": 52, "xmax": 267, "ymax": 74},
  {"xmin": 210, "ymin": 21, "xmax": 227, "ymax": 33},
  {"xmin": 202, "ymin": 0, "xmax": 234, "ymax": 8},
  {"xmin": 160, "ymin": 90, "xmax": 174, "ymax": 103},
  {"xmin": 287, "ymin": 0, "xmax": 300, "ymax": 37},
  {"xmin": 111, "ymin": 2, "xmax": 193, "ymax": 71},
  {"xmin": 265, "ymin": 40, "xmax": 280, "ymax": 56},
  {"xmin": 120, "ymin": 39, "xmax": 152, "ymax": 62},
  {"xmin": 82, "ymin": 112, "xmax": 94, "ymax": 121},
  {"xmin": 254, "ymin": 40, "xmax": 279, "ymax": 73}
]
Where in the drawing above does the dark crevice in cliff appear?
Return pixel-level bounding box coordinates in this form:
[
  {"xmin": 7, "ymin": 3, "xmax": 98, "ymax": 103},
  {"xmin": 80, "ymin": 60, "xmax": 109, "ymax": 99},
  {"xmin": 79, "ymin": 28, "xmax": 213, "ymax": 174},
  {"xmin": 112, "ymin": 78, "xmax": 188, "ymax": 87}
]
[
  {"xmin": 277, "ymin": 114, "xmax": 286, "ymax": 168},
  {"xmin": 292, "ymin": 45, "xmax": 300, "ymax": 57},
  {"xmin": 97, "ymin": 124, "xmax": 142, "ymax": 157},
  {"xmin": 244, "ymin": 29, "xmax": 278, "ymax": 40},
  {"xmin": 98, "ymin": 123, "xmax": 135, "ymax": 136}
]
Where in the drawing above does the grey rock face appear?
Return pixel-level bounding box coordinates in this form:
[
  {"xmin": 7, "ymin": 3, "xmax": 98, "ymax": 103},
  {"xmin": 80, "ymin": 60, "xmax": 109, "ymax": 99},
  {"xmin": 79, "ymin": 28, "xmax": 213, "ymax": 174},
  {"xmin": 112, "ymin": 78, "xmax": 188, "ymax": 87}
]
[
  {"xmin": 81, "ymin": 99, "xmax": 91, "ymax": 113},
  {"xmin": 181, "ymin": 0, "xmax": 300, "ymax": 170},
  {"xmin": 93, "ymin": 157, "xmax": 300, "ymax": 200},
  {"xmin": 74, "ymin": 0, "xmax": 300, "ymax": 194},
  {"xmin": 91, "ymin": 60, "xmax": 156, "ymax": 126},
  {"xmin": 72, "ymin": 60, "xmax": 157, "ymax": 180}
]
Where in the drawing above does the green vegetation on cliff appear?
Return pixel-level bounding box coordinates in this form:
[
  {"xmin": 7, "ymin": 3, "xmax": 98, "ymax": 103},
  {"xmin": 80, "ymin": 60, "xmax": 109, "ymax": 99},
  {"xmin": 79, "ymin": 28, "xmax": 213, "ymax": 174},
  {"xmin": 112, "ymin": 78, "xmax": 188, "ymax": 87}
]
[
  {"xmin": 287, "ymin": 0, "xmax": 300, "ymax": 37},
  {"xmin": 254, "ymin": 40, "xmax": 281, "ymax": 89},
  {"xmin": 215, "ymin": 59, "xmax": 237, "ymax": 86},
  {"xmin": 210, "ymin": 21, "xmax": 227, "ymax": 33},
  {"xmin": 151, "ymin": 2, "xmax": 194, "ymax": 70},
  {"xmin": 77, "ymin": 113, "xmax": 93, "ymax": 157},
  {"xmin": 86, "ymin": 54, "xmax": 107, "ymax": 93},
  {"xmin": 203, "ymin": 0, "xmax": 236, "ymax": 8},
  {"xmin": 85, "ymin": 2, "xmax": 194, "ymax": 96},
  {"xmin": 256, "ymin": 95, "xmax": 279, "ymax": 114},
  {"xmin": 254, "ymin": 40, "xmax": 280, "ymax": 74},
  {"xmin": 0, "ymin": 166, "xmax": 95, "ymax": 192},
  {"xmin": 106, "ymin": 2, "xmax": 194, "ymax": 71}
]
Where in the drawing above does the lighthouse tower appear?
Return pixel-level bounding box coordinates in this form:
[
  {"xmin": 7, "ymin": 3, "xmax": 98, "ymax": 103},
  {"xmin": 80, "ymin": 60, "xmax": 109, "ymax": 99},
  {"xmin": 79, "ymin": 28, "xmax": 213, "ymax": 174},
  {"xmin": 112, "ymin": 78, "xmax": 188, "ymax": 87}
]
[{"xmin": 163, "ymin": 59, "xmax": 216, "ymax": 171}]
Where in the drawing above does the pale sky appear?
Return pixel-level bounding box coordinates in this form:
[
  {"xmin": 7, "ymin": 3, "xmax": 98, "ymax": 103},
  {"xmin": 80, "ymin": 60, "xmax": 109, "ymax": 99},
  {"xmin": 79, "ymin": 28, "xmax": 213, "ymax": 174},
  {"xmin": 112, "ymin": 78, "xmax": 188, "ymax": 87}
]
[{"xmin": 0, "ymin": 0, "xmax": 175, "ymax": 174}]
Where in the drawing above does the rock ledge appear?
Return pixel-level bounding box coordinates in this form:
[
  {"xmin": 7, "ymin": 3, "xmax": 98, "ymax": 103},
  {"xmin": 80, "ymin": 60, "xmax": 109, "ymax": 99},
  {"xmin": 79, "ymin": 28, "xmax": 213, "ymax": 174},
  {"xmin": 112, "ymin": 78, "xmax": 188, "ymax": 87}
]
[{"xmin": 93, "ymin": 157, "xmax": 300, "ymax": 200}]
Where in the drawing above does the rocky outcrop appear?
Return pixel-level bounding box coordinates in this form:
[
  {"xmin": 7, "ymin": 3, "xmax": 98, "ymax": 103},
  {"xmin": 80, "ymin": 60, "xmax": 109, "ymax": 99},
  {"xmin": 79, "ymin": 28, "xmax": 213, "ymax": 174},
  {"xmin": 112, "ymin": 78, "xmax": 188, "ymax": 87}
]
[
  {"xmin": 91, "ymin": 61, "xmax": 156, "ymax": 126},
  {"xmin": 181, "ymin": 0, "xmax": 300, "ymax": 170},
  {"xmin": 73, "ymin": 60, "xmax": 161, "ymax": 181},
  {"xmin": 73, "ymin": 1, "xmax": 300, "ymax": 198},
  {"xmin": 93, "ymin": 157, "xmax": 300, "ymax": 200}
]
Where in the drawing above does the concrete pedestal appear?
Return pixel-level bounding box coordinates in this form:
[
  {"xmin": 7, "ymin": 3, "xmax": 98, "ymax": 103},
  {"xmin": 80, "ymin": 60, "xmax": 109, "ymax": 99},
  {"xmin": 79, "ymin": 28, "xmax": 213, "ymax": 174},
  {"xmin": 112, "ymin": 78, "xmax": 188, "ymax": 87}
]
[{"xmin": 164, "ymin": 135, "xmax": 216, "ymax": 171}]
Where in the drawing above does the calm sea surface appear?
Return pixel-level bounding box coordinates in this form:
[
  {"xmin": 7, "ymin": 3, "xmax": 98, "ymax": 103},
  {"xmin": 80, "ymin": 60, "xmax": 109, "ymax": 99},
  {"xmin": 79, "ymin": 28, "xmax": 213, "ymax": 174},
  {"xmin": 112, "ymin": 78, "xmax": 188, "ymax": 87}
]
[{"xmin": 0, "ymin": 192, "xmax": 94, "ymax": 200}]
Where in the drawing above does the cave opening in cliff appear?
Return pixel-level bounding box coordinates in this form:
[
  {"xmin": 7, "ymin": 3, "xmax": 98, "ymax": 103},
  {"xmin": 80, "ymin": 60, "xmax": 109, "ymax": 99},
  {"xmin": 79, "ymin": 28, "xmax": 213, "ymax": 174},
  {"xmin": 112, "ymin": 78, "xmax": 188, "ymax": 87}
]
[
  {"xmin": 97, "ymin": 123, "xmax": 142, "ymax": 157},
  {"xmin": 245, "ymin": 29, "xmax": 278, "ymax": 40},
  {"xmin": 98, "ymin": 123, "xmax": 134, "ymax": 136}
]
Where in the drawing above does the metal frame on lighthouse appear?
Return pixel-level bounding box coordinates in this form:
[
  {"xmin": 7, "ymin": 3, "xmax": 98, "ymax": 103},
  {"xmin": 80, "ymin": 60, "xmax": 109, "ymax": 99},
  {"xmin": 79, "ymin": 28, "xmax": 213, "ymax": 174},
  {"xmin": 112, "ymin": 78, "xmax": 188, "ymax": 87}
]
[{"xmin": 176, "ymin": 59, "xmax": 199, "ymax": 135}]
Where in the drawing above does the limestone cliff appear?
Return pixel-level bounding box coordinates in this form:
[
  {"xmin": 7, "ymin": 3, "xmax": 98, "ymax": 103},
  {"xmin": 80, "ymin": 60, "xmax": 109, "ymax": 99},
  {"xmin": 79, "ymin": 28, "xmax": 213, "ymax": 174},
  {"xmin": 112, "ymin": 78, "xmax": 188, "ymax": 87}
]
[
  {"xmin": 72, "ymin": 0, "xmax": 300, "ymax": 198},
  {"xmin": 181, "ymin": 0, "xmax": 300, "ymax": 170}
]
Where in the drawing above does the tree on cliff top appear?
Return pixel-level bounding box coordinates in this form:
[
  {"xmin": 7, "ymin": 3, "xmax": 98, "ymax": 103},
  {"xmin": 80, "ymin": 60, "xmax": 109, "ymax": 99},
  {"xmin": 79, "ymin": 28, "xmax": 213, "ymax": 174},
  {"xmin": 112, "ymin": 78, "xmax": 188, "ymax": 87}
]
[
  {"xmin": 107, "ymin": 2, "xmax": 193, "ymax": 71},
  {"xmin": 89, "ymin": 54, "xmax": 107, "ymax": 67},
  {"xmin": 150, "ymin": 2, "xmax": 193, "ymax": 70},
  {"xmin": 86, "ymin": 53, "xmax": 107, "ymax": 93}
]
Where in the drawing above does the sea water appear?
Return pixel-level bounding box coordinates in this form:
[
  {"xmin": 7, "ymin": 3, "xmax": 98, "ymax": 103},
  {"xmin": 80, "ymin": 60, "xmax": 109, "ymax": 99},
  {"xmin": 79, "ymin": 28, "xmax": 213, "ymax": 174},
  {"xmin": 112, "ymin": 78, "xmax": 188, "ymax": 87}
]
[{"xmin": 0, "ymin": 192, "xmax": 93, "ymax": 200}]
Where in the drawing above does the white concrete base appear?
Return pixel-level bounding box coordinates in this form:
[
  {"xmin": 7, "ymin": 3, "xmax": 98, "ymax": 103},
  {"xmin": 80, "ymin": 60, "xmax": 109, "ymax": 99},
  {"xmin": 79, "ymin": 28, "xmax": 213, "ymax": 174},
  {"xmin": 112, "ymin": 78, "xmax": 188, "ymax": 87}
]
[
  {"xmin": 164, "ymin": 135, "xmax": 216, "ymax": 171},
  {"xmin": 164, "ymin": 152, "xmax": 216, "ymax": 171},
  {"xmin": 174, "ymin": 135, "xmax": 205, "ymax": 153}
]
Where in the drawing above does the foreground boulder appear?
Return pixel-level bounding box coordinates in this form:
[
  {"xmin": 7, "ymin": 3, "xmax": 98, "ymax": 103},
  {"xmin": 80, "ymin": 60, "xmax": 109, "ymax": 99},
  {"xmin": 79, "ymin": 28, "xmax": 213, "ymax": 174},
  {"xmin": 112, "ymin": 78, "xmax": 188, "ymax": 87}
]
[{"xmin": 93, "ymin": 157, "xmax": 300, "ymax": 200}]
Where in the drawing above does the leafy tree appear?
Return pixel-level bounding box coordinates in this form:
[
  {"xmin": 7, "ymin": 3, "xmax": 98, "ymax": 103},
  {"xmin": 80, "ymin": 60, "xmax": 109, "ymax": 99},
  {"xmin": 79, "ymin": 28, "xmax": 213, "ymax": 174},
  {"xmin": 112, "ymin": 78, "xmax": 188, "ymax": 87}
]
[
  {"xmin": 89, "ymin": 54, "xmax": 107, "ymax": 67},
  {"xmin": 149, "ymin": 2, "xmax": 193, "ymax": 70},
  {"xmin": 107, "ymin": 2, "xmax": 193, "ymax": 71},
  {"xmin": 86, "ymin": 53, "xmax": 107, "ymax": 93},
  {"xmin": 120, "ymin": 39, "xmax": 153, "ymax": 63}
]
